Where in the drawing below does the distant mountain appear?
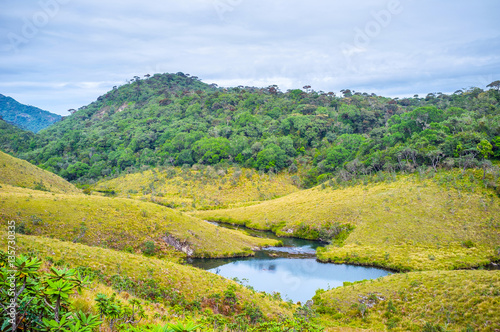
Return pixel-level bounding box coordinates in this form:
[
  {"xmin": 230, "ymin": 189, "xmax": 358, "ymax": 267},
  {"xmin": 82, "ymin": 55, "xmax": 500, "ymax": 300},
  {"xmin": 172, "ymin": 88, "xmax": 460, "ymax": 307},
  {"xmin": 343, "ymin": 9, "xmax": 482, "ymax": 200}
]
[{"xmin": 0, "ymin": 94, "xmax": 61, "ymax": 132}]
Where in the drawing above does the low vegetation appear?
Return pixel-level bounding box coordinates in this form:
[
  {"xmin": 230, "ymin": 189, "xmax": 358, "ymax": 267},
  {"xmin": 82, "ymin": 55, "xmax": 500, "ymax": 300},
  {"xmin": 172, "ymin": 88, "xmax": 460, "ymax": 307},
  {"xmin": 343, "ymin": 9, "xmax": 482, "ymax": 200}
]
[
  {"xmin": 0, "ymin": 150, "xmax": 79, "ymax": 194},
  {"xmin": 314, "ymin": 270, "xmax": 500, "ymax": 331},
  {"xmin": 0, "ymin": 185, "xmax": 278, "ymax": 259},
  {"xmin": 198, "ymin": 170, "xmax": 500, "ymax": 271},
  {"xmin": 1, "ymin": 73, "xmax": 500, "ymax": 330},
  {"xmin": 95, "ymin": 166, "xmax": 299, "ymax": 210},
  {"xmin": 0, "ymin": 233, "xmax": 325, "ymax": 331}
]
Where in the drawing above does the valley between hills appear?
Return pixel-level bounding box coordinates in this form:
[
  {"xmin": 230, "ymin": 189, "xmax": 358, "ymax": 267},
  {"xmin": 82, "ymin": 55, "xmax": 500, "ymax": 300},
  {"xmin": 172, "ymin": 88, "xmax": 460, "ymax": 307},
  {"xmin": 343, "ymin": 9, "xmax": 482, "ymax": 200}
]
[{"xmin": 1, "ymin": 73, "xmax": 499, "ymax": 331}]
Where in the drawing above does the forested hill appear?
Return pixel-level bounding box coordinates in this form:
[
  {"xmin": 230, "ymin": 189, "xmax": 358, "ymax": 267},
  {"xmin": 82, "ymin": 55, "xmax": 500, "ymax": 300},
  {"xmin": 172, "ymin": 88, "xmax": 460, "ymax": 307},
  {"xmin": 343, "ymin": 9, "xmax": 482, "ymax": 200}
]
[
  {"xmin": 0, "ymin": 118, "xmax": 34, "ymax": 154},
  {"xmin": 12, "ymin": 73, "xmax": 500, "ymax": 186},
  {"xmin": 0, "ymin": 94, "xmax": 61, "ymax": 132}
]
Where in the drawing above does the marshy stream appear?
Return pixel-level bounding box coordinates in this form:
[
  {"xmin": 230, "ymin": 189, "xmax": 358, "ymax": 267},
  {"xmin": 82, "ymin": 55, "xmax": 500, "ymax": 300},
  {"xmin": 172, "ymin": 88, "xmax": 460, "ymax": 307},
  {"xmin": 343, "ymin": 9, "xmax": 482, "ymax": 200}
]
[{"xmin": 187, "ymin": 222, "xmax": 391, "ymax": 303}]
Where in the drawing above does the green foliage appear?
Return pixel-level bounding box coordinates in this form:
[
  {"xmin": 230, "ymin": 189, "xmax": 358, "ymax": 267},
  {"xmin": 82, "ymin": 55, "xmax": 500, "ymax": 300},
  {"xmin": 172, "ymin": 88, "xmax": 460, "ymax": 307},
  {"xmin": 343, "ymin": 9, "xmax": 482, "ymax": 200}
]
[
  {"xmin": 165, "ymin": 321, "xmax": 201, "ymax": 332},
  {"xmin": 294, "ymin": 301, "xmax": 318, "ymax": 321},
  {"xmin": 142, "ymin": 241, "xmax": 156, "ymax": 256},
  {"xmin": 247, "ymin": 317, "xmax": 324, "ymax": 331},
  {"xmin": 477, "ymin": 139, "xmax": 493, "ymax": 159},
  {"xmin": 421, "ymin": 322, "xmax": 445, "ymax": 332},
  {"xmin": 0, "ymin": 118, "xmax": 35, "ymax": 153},
  {"xmin": 0, "ymin": 252, "xmax": 101, "ymax": 331},
  {"xmin": 95, "ymin": 293, "xmax": 146, "ymax": 330},
  {"xmin": 255, "ymin": 144, "xmax": 287, "ymax": 171},
  {"xmin": 223, "ymin": 285, "xmax": 238, "ymax": 304},
  {"xmin": 0, "ymin": 94, "xmax": 61, "ymax": 133},
  {"xmin": 6, "ymin": 73, "xmax": 497, "ymax": 187},
  {"xmin": 461, "ymin": 240, "xmax": 475, "ymax": 248}
]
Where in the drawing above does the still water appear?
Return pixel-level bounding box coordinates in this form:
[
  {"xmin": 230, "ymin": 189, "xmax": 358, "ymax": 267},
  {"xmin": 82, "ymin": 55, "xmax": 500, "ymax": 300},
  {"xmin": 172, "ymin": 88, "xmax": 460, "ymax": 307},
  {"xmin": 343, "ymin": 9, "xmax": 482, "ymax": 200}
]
[{"xmin": 188, "ymin": 222, "xmax": 391, "ymax": 303}]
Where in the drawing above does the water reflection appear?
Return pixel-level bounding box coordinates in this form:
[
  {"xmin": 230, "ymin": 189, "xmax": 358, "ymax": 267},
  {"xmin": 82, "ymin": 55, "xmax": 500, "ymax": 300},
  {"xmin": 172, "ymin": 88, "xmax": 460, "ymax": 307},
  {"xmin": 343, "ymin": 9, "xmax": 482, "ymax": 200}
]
[
  {"xmin": 189, "ymin": 222, "xmax": 391, "ymax": 303},
  {"xmin": 201, "ymin": 257, "xmax": 390, "ymax": 303}
]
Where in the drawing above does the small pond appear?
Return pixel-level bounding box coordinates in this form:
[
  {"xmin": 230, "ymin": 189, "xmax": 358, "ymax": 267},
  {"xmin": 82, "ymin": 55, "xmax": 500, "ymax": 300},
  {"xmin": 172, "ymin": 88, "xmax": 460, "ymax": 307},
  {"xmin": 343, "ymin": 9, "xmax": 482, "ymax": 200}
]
[{"xmin": 188, "ymin": 221, "xmax": 391, "ymax": 303}]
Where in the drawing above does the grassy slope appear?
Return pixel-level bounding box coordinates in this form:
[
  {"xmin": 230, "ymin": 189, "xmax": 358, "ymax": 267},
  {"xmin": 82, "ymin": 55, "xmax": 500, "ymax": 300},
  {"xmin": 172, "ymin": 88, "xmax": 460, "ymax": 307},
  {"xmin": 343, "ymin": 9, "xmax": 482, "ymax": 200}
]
[
  {"xmin": 315, "ymin": 270, "xmax": 500, "ymax": 332},
  {"xmin": 196, "ymin": 171, "xmax": 500, "ymax": 270},
  {"xmin": 95, "ymin": 167, "xmax": 299, "ymax": 210},
  {"xmin": 73, "ymin": 283, "xmax": 173, "ymax": 329},
  {"xmin": 0, "ymin": 185, "xmax": 278, "ymax": 258},
  {"xmin": 0, "ymin": 233, "xmax": 293, "ymax": 320},
  {"xmin": 0, "ymin": 150, "xmax": 79, "ymax": 194}
]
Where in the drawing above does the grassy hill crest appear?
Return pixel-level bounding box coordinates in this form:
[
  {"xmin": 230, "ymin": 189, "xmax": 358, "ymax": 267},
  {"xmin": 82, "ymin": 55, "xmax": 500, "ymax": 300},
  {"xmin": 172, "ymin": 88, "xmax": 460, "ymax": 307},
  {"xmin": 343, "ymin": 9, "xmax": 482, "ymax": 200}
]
[
  {"xmin": 314, "ymin": 270, "xmax": 499, "ymax": 331},
  {"xmin": 197, "ymin": 170, "xmax": 500, "ymax": 271},
  {"xmin": 0, "ymin": 150, "xmax": 80, "ymax": 194},
  {"xmin": 0, "ymin": 185, "xmax": 278, "ymax": 258},
  {"xmin": 0, "ymin": 233, "xmax": 297, "ymax": 328},
  {"xmin": 94, "ymin": 166, "xmax": 299, "ymax": 210}
]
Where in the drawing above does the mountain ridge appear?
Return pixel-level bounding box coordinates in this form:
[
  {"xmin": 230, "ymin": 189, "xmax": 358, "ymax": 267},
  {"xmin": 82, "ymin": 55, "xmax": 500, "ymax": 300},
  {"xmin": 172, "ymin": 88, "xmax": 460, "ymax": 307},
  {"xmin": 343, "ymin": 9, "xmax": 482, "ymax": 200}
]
[
  {"xmin": 0, "ymin": 93, "xmax": 61, "ymax": 132},
  {"xmin": 2, "ymin": 73, "xmax": 498, "ymax": 192}
]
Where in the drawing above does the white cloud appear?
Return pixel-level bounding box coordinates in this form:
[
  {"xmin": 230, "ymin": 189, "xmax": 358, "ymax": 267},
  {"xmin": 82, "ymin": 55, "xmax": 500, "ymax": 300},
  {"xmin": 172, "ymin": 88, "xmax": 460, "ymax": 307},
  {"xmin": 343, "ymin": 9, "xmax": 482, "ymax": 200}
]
[{"xmin": 0, "ymin": 0, "xmax": 499, "ymax": 115}]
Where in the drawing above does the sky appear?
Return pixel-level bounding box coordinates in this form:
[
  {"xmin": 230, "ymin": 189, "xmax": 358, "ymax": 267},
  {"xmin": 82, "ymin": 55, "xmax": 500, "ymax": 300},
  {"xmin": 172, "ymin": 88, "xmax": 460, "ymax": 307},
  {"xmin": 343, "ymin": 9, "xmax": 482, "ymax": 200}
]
[{"xmin": 1, "ymin": 0, "xmax": 500, "ymax": 116}]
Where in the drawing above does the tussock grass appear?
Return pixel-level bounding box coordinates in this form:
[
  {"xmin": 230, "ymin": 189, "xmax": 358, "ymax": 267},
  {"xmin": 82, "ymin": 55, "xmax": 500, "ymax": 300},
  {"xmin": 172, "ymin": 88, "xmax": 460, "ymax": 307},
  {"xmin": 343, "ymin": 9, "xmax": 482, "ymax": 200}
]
[
  {"xmin": 72, "ymin": 283, "xmax": 169, "ymax": 329},
  {"xmin": 324, "ymin": 328, "xmax": 375, "ymax": 332},
  {"xmin": 196, "ymin": 171, "xmax": 500, "ymax": 270},
  {"xmin": 0, "ymin": 233, "xmax": 293, "ymax": 320},
  {"xmin": 95, "ymin": 167, "xmax": 299, "ymax": 210},
  {"xmin": 315, "ymin": 270, "xmax": 500, "ymax": 331},
  {"xmin": 0, "ymin": 185, "xmax": 278, "ymax": 258},
  {"xmin": 0, "ymin": 150, "xmax": 79, "ymax": 194},
  {"xmin": 317, "ymin": 244, "xmax": 494, "ymax": 272}
]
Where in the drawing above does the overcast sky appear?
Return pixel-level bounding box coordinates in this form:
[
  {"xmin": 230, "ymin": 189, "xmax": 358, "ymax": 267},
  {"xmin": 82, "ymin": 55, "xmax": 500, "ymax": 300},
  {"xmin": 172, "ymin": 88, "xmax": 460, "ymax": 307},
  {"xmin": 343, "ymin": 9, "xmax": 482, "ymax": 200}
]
[{"xmin": 1, "ymin": 0, "xmax": 500, "ymax": 115}]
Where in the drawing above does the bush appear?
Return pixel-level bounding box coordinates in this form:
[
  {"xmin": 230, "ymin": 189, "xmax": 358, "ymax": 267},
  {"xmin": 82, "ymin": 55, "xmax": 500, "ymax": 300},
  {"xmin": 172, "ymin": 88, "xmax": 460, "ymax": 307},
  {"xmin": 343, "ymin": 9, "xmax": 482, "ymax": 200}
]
[
  {"xmin": 142, "ymin": 241, "xmax": 156, "ymax": 255},
  {"xmin": 462, "ymin": 240, "xmax": 475, "ymax": 248},
  {"xmin": 422, "ymin": 322, "xmax": 445, "ymax": 332}
]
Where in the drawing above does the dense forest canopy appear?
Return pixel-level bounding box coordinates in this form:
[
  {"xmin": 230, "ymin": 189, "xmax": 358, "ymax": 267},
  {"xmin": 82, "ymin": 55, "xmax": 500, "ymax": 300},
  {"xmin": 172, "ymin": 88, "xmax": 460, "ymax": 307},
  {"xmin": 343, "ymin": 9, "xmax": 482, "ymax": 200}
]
[
  {"xmin": 0, "ymin": 118, "xmax": 35, "ymax": 153},
  {"xmin": 6, "ymin": 72, "xmax": 500, "ymax": 187}
]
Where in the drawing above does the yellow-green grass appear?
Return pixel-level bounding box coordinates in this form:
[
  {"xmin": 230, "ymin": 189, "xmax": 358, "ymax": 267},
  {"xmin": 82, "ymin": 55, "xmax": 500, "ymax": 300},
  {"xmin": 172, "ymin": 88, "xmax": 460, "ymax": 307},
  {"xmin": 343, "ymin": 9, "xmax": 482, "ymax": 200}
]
[
  {"xmin": 196, "ymin": 172, "xmax": 500, "ymax": 271},
  {"xmin": 94, "ymin": 166, "xmax": 299, "ymax": 210},
  {"xmin": 0, "ymin": 185, "xmax": 278, "ymax": 258},
  {"xmin": 73, "ymin": 282, "xmax": 230, "ymax": 331},
  {"xmin": 28, "ymin": 265, "xmax": 175, "ymax": 329},
  {"xmin": 0, "ymin": 150, "xmax": 79, "ymax": 194},
  {"xmin": 324, "ymin": 328, "xmax": 375, "ymax": 332},
  {"xmin": 315, "ymin": 270, "xmax": 500, "ymax": 332},
  {"xmin": 317, "ymin": 244, "xmax": 495, "ymax": 272},
  {"xmin": 72, "ymin": 283, "xmax": 171, "ymax": 329},
  {"xmin": 0, "ymin": 233, "xmax": 294, "ymax": 321}
]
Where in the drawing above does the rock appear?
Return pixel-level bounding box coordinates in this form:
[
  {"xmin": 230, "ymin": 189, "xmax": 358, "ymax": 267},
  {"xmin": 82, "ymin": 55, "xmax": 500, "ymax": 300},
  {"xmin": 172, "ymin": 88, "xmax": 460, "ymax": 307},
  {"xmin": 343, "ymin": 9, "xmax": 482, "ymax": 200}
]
[{"xmin": 162, "ymin": 234, "xmax": 194, "ymax": 257}]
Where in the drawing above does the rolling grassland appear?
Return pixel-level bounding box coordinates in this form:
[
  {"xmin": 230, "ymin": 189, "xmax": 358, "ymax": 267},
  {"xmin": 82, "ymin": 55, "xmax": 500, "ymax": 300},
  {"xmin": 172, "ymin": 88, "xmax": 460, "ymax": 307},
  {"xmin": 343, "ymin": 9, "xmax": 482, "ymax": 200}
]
[
  {"xmin": 197, "ymin": 171, "xmax": 500, "ymax": 271},
  {"xmin": 0, "ymin": 185, "xmax": 278, "ymax": 259}
]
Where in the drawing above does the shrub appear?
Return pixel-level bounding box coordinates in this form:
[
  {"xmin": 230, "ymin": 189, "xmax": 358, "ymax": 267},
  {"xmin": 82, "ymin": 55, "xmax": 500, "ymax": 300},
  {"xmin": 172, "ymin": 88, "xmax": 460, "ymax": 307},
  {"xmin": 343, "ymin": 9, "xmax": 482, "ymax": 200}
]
[
  {"xmin": 462, "ymin": 240, "xmax": 475, "ymax": 248},
  {"xmin": 142, "ymin": 241, "xmax": 156, "ymax": 255},
  {"xmin": 422, "ymin": 322, "xmax": 445, "ymax": 332}
]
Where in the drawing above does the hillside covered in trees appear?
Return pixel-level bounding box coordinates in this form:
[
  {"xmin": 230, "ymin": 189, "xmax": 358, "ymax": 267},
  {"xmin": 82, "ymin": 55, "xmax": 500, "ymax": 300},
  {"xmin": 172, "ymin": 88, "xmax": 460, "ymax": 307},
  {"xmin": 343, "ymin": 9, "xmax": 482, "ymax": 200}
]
[
  {"xmin": 7, "ymin": 73, "xmax": 500, "ymax": 188},
  {"xmin": 0, "ymin": 93, "xmax": 61, "ymax": 132},
  {"xmin": 0, "ymin": 118, "xmax": 34, "ymax": 153},
  {"xmin": 1, "ymin": 74, "xmax": 499, "ymax": 332}
]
